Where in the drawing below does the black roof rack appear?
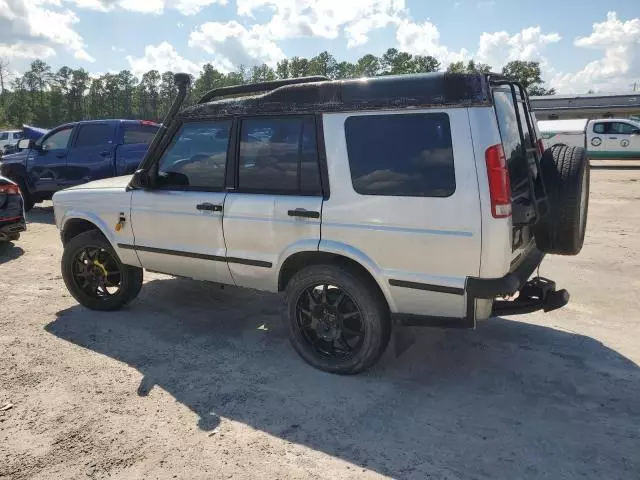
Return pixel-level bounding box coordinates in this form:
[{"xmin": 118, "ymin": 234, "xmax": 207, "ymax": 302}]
[{"xmin": 197, "ymin": 76, "xmax": 329, "ymax": 104}]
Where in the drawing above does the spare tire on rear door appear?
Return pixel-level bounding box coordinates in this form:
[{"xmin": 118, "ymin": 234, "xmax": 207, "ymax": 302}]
[{"xmin": 533, "ymin": 145, "xmax": 590, "ymax": 256}]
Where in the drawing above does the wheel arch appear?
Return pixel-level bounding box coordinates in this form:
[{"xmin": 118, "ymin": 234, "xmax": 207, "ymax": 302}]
[
  {"xmin": 61, "ymin": 217, "xmax": 105, "ymax": 245},
  {"xmin": 278, "ymin": 244, "xmax": 396, "ymax": 312}
]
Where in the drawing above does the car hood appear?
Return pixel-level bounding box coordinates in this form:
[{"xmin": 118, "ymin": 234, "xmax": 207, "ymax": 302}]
[{"xmin": 65, "ymin": 175, "xmax": 133, "ymax": 191}]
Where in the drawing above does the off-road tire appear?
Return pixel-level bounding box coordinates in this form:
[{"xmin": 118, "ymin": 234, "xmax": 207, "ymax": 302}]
[
  {"xmin": 62, "ymin": 230, "xmax": 143, "ymax": 311},
  {"xmin": 534, "ymin": 145, "xmax": 590, "ymax": 255},
  {"xmin": 285, "ymin": 264, "xmax": 391, "ymax": 374}
]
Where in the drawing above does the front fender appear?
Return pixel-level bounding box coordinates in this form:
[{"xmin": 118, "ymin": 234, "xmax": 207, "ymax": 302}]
[{"xmin": 59, "ymin": 209, "xmax": 141, "ymax": 267}]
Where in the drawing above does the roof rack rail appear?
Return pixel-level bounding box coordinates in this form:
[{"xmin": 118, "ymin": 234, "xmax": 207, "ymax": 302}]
[{"xmin": 197, "ymin": 75, "xmax": 329, "ymax": 104}]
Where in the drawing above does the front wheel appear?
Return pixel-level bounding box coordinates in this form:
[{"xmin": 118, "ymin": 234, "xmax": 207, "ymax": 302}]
[
  {"xmin": 285, "ymin": 264, "xmax": 390, "ymax": 374},
  {"xmin": 62, "ymin": 230, "xmax": 143, "ymax": 311}
]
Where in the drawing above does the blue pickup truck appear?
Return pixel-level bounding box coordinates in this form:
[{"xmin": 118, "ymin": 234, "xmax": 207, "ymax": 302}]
[{"xmin": 0, "ymin": 119, "xmax": 159, "ymax": 210}]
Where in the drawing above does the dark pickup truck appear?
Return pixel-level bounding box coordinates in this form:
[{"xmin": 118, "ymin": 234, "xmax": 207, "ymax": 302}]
[{"xmin": 0, "ymin": 119, "xmax": 159, "ymax": 210}]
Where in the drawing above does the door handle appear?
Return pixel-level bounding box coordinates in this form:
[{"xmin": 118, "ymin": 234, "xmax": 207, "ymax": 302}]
[
  {"xmin": 288, "ymin": 209, "xmax": 320, "ymax": 219},
  {"xmin": 609, "ymin": 137, "xmax": 618, "ymax": 140},
  {"xmin": 197, "ymin": 202, "xmax": 223, "ymax": 212},
  {"xmin": 99, "ymin": 151, "xmax": 110, "ymax": 157},
  {"xmin": 56, "ymin": 154, "xmax": 66, "ymax": 159}
]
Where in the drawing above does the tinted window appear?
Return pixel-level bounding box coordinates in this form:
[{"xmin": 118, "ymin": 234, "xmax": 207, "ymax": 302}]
[
  {"xmin": 157, "ymin": 121, "xmax": 230, "ymax": 190},
  {"xmin": 42, "ymin": 128, "xmax": 73, "ymax": 151},
  {"xmin": 75, "ymin": 124, "xmax": 112, "ymax": 148},
  {"xmin": 13, "ymin": 132, "xmax": 23, "ymax": 140},
  {"xmin": 238, "ymin": 117, "xmax": 321, "ymax": 194},
  {"xmin": 610, "ymin": 122, "xmax": 638, "ymax": 135},
  {"xmin": 493, "ymin": 89, "xmax": 530, "ymax": 190},
  {"xmin": 124, "ymin": 124, "xmax": 159, "ymax": 144},
  {"xmin": 593, "ymin": 123, "xmax": 607, "ymax": 134},
  {"xmin": 0, "ymin": 133, "xmax": 8, "ymax": 140},
  {"xmin": 345, "ymin": 113, "xmax": 455, "ymax": 197}
]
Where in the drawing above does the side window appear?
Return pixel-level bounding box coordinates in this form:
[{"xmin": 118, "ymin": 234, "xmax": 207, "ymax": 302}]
[
  {"xmin": 42, "ymin": 128, "xmax": 73, "ymax": 151},
  {"xmin": 610, "ymin": 122, "xmax": 637, "ymax": 135},
  {"xmin": 238, "ymin": 116, "xmax": 321, "ymax": 194},
  {"xmin": 0, "ymin": 133, "xmax": 8, "ymax": 141},
  {"xmin": 592, "ymin": 123, "xmax": 607, "ymax": 134},
  {"xmin": 345, "ymin": 113, "xmax": 455, "ymax": 197},
  {"xmin": 156, "ymin": 121, "xmax": 230, "ymax": 190},
  {"xmin": 13, "ymin": 132, "xmax": 23, "ymax": 140},
  {"xmin": 74, "ymin": 124, "xmax": 112, "ymax": 148},
  {"xmin": 124, "ymin": 124, "xmax": 159, "ymax": 144}
]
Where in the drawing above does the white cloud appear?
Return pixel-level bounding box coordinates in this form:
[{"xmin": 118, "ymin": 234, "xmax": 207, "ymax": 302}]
[
  {"xmin": 236, "ymin": 0, "xmax": 406, "ymax": 47},
  {"xmin": 65, "ymin": 0, "xmax": 226, "ymax": 15},
  {"xmin": 0, "ymin": 0, "xmax": 94, "ymax": 62},
  {"xmin": 476, "ymin": 27, "xmax": 561, "ymax": 68},
  {"xmin": 396, "ymin": 20, "xmax": 468, "ymax": 64},
  {"xmin": 126, "ymin": 42, "xmax": 202, "ymax": 77},
  {"xmin": 189, "ymin": 21, "xmax": 285, "ymax": 70},
  {"xmin": 551, "ymin": 12, "xmax": 640, "ymax": 93}
]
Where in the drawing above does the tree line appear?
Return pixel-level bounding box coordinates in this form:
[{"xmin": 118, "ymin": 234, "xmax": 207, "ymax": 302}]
[{"xmin": 0, "ymin": 49, "xmax": 554, "ymax": 129}]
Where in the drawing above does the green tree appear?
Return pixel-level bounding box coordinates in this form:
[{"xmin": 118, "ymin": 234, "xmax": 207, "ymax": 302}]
[
  {"xmin": 502, "ymin": 60, "xmax": 555, "ymax": 95},
  {"xmin": 354, "ymin": 54, "xmax": 381, "ymax": 77},
  {"xmin": 412, "ymin": 55, "xmax": 440, "ymax": 73},
  {"xmin": 288, "ymin": 57, "xmax": 311, "ymax": 78},
  {"xmin": 381, "ymin": 48, "xmax": 415, "ymax": 75},
  {"xmin": 309, "ymin": 51, "xmax": 337, "ymax": 78},
  {"xmin": 276, "ymin": 59, "xmax": 290, "ymax": 79},
  {"xmin": 250, "ymin": 64, "xmax": 276, "ymax": 83}
]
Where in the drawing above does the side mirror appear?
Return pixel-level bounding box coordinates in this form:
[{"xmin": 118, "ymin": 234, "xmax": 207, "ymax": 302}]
[
  {"xmin": 130, "ymin": 169, "xmax": 151, "ymax": 189},
  {"xmin": 17, "ymin": 139, "xmax": 33, "ymax": 150}
]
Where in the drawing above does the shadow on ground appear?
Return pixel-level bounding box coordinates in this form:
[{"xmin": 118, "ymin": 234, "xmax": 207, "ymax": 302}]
[
  {"xmin": 46, "ymin": 277, "xmax": 640, "ymax": 479},
  {"xmin": 0, "ymin": 241, "xmax": 25, "ymax": 264},
  {"xmin": 26, "ymin": 205, "xmax": 55, "ymax": 225}
]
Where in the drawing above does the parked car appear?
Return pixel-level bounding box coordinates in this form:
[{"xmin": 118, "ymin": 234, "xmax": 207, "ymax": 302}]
[
  {"xmin": 538, "ymin": 118, "xmax": 640, "ymax": 160},
  {"xmin": 0, "ymin": 119, "xmax": 160, "ymax": 211},
  {"xmin": 0, "ymin": 130, "xmax": 23, "ymax": 156},
  {"xmin": 0, "ymin": 176, "xmax": 26, "ymax": 242},
  {"xmin": 53, "ymin": 73, "xmax": 589, "ymax": 374},
  {"xmin": 2, "ymin": 125, "xmax": 49, "ymax": 156}
]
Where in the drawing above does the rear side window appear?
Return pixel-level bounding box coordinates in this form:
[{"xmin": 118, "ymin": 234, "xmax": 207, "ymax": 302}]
[
  {"xmin": 610, "ymin": 122, "xmax": 638, "ymax": 135},
  {"xmin": 13, "ymin": 132, "xmax": 23, "ymax": 140},
  {"xmin": 0, "ymin": 133, "xmax": 8, "ymax": 140},
  {"xmin": 124, "ymin": 124, "xmax": 159, "ymax": 144},
  {"xmin": 75, "ymin": 124, "xmax": 112, "ymax": 148},
  {"xmin": 344, "ymin": 113, "xmax": 455, "ymax": 197},
  {"xmin": 238, "ymin": 116, "xmax": 321, "ymax": 194}
]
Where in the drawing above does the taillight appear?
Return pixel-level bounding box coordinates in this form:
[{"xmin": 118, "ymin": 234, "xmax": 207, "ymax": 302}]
[
  {"xmin": 0, "ymin": 184, "xmax": 20, "ymax": 195},
  {"xmin": 485, "ymin": 144, "xmax": 512, "ymax": 219},
  {"xmin": 537, "ymin": 139, "xmax": 545, "ymax": 156}
]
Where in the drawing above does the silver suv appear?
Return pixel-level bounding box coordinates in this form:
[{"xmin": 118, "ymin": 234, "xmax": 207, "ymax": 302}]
[{"xmin": 53, "ymin": 73, "xmax": 590, "ymax": 374}]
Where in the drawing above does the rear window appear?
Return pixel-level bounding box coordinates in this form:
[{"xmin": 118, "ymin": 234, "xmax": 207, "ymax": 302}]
[
  {"xmin": 493, "ymin": 89, "xmax": 531, "ymax": 190},
  {"xmin": 124, "ymin": 124, "xmax": 159, "ymax": 145},
  {"xmin": 344, "ymin": 113, "xmax": 455, "ymax": 197}
]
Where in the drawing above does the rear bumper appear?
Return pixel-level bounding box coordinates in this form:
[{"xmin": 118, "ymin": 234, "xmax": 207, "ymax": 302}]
[{"xmin": 393, "ymin": 248, "xmax": 568, "ymax": 328}]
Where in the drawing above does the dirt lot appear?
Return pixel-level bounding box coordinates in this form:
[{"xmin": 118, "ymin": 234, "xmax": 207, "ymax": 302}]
[{"xmin": 1, "ymin": 166, "xmax": 639, "ymax": 480}]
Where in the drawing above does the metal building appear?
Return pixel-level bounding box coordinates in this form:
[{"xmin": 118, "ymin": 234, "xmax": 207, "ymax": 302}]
[{"xmin": 530, "ymin": 93, "xmax": 640, "ymax": 120}]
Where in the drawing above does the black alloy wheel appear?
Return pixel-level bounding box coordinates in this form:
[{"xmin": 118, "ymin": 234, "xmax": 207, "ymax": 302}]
[
  {"xmin": 296, "ymin": 283, "xmax": 366, "ymax": 360},
  {"xmin": 71, "ymin": 246, "xmax": 123, "ymax": 299}
]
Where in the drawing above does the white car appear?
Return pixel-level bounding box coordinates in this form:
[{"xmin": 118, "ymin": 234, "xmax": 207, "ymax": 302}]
[
  {"xmin": 538, "ymin": 118, "xmax": 640, "ymax": 160},
  {"xmin": 52, "ymin": 73, "xmax": 590, "ymax": 374},
  {"xmin": 0, "ymin": 130, "xmax": 23, "ymax": 154}
]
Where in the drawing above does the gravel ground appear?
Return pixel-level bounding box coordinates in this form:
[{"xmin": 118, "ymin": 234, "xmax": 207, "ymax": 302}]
[{"xmin": 1, "ymin": 166, "xmax": 639, "ymax": 480}]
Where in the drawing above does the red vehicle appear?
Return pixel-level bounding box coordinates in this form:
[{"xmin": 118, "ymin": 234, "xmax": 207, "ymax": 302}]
[{"xmin": 0, "ymin": 176, "xmax": 26, "ymax": 242}]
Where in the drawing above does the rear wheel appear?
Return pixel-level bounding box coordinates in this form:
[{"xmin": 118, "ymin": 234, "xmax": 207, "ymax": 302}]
[
  {"xmin": 285, "ymin": 264, "xmax": 390, "ymax": 374},
  {"xmin": 62, "ymin": 230, "xmax": 143, "ymax": 311},
  {"xmin": 534, "ymin": 145, "xmax": 590, "ymax": 255}
]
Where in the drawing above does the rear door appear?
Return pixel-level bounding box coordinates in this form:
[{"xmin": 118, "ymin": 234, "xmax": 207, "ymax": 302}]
[
  {"xmin": 222, "ymin": 115, "xmax": 324, "ymax": 291},
  {"xmin": 66, "ymin": 122, "xmax": 117, "ymax": 186}
]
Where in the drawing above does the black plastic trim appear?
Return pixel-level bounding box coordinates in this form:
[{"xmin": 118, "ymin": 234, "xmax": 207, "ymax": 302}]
[
  {"xmin": 392, "ymin": 314, "xmax": 473, "ymax": 329},
  {"xmin": 314, "ymin": 113, "xmax": 331, "ymax": 200},
  {"xmin": 197, "ymin": 76, "xmax": 329, "ymax": 104},
  {"xmin": 117, "ymin": 244, "xmax": 272, "ymax": 268},
  {"xmin": 389, "ymin": 279, "xmax": 464, "ymax": 296},
  {"xmin": 467, "ymin": 248, "xmax": 544, "ymax": 299}
]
